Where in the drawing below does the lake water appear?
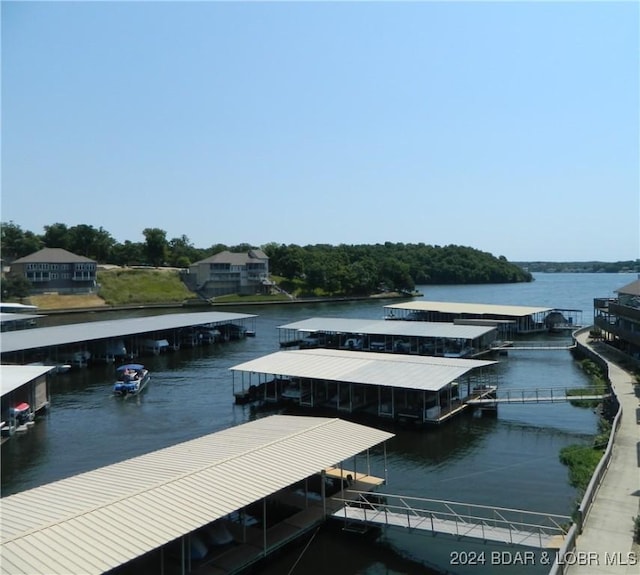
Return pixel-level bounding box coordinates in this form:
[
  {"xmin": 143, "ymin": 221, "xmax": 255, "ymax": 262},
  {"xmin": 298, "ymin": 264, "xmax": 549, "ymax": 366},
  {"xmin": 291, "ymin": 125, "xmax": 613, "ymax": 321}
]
[{"xmin": 0, "ymin": 273, "xmax": 629, "ymax": 574}]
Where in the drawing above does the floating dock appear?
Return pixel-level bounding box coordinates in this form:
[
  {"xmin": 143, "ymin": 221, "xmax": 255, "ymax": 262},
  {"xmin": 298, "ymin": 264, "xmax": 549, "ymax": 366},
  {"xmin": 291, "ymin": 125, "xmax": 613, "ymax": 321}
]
[
  {"xmin": 384, "ymin": 301, "xmax": 582, "ymax": 337},
  {"xmin": 230, "ymin": 348, "xmax": 498, "ymax": 425},
  {"xmin": 277, "ymin": 317, "xmax": 499, "ymax": 357},
  {"xmin": 0, "ymin": 311, "xmax": 257, "ymax": 365},
  {"xmin": 0, "ymin": 415, "xmax": 392, "ymax": 575}
]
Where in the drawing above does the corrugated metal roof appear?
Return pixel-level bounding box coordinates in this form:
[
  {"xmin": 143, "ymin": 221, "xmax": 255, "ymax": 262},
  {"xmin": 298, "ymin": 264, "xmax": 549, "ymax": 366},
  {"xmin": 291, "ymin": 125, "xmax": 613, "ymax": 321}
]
[
  {"xmin": 231, "ymin": 349, "xmax": 496, "ymax": 392},
  {"xmin": 278, "ymin": 317, "xmax": 496, "ymax": 339},
  {"xmin": 0, "ymin": 415, "xmax": 393, "ymax": 575},
  {"xmin": 1, "ymin": 365, "xmax": 56, "ymax": 397},
  {"xmin": 0, "ymin": 303, "xmax": 38, "ymax": 311},
  {"xmin": 385, "ymin": 301, "xmax": 552, "ymax": 317},
  {"xmin": 0, "ymin": 312, "xmax": 256, "ymax": 354},
  {"xmin": 0, "ymin": 312, "xmax": 43, "ymax": 324}
]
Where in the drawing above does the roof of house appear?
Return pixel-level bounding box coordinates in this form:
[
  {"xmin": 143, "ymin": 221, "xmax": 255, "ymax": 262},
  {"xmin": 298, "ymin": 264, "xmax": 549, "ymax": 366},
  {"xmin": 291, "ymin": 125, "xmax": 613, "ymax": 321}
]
[
  {"xmin": 11, "ymin": 248, "xmax": 95, "ymax": 264},
  {"xmin": 616, "ymin": 278, "xmax": 640, "ymax": 296},
  {"xmin": 0, "ymin": 415, "xmax": 392, "ymax": 575},
  {"xmin": 193, "ymin": 249, "xmax": 268, "ymax": 266}
]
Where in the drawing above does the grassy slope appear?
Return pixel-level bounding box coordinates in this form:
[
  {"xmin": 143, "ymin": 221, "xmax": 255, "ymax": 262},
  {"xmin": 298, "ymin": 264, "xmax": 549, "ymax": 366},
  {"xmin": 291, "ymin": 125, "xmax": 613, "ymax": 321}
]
[
  {"xmin": 28, "ymin": 268, "xmax": 195, "ymax": 309},
  {"xmin": 97, "ymin": 269, "xmax": 195, "ymax": 306}
]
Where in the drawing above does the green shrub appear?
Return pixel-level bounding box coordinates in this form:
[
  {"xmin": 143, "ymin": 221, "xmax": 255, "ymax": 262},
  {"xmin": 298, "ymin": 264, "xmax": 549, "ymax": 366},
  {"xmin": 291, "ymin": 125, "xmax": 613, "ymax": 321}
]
[{"xmin": 559, "ymin": 444, "xmax": 605, "ymax": 491}]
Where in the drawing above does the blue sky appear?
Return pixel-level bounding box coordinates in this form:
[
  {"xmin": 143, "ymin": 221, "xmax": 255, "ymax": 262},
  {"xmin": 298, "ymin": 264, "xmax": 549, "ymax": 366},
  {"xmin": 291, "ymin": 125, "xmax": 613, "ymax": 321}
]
[{"xmin": 2, "ymin": 1, "xmax": 638, "ymax": 261}]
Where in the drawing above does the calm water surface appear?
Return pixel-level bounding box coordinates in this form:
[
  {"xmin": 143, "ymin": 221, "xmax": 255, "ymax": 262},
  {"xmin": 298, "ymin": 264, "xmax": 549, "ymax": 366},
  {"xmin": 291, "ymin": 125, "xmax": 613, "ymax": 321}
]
[{"xmin": 1, "ymin": 273, "xmax": 628, "ymax": 574}]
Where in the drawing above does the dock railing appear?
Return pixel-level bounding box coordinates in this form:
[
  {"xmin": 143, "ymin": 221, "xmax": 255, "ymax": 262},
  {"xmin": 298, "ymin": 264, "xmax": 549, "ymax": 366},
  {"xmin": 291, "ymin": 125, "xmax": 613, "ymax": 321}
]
[
  {"xmin": 466, "ymin": 387, "xmax": 610, "ymax": 405},
  {"xmin": 492, "ymin": 340, "xmax": 576, "ymax": 351},
  {"xmin": 333, "ymin": 490, "xmax": 570, "ymax": 549}
]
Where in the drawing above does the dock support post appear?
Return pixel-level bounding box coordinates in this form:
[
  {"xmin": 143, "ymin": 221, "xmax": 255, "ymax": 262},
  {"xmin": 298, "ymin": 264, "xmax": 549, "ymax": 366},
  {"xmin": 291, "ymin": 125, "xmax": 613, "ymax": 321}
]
[
  {"xmin": 187, "ymin": 534, "xmax": 191, "ymax": 572},
  {"xmin": 181, "ymin": 537, "xmax": 185, "ymax": 575},
  {"xmin": 383, "ymin": 442, "xmax": 388, "ymax": 485},
  {"xmin": 263, "ymin": 498, "xmax": 267, "ymax": 557},
  {"xmin": 321, "ymin": 469, "xmax": 327, "ymax": 516}
]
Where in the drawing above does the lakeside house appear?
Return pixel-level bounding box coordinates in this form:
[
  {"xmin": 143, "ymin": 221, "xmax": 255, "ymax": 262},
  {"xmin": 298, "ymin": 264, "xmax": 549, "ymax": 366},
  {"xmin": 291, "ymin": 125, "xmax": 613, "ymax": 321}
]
[
  {"xmin": 188, "ymin": 249, "xmax": 272, "ymax": 298},
  {"xmin": 593, "ymin": 278, "xmax": 640, "ymax": 362},
  {"xmin": 8, "ymin": 248, "xmax": 97, "ymax": 295}
]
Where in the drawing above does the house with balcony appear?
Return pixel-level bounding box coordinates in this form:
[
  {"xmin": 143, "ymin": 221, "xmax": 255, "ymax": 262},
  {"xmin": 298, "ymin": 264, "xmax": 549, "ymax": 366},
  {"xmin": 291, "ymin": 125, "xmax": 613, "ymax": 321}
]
[
  {"xmin": 8, "ymin": 248, "xmax": 97, "ymax": 295},
  {"xmin": 593, "ymin": 278, "xmax": 640, "ymax": 361},
  {"xmin": 188, "ymin": 249, "xmax": 272, "ymax": 298}
]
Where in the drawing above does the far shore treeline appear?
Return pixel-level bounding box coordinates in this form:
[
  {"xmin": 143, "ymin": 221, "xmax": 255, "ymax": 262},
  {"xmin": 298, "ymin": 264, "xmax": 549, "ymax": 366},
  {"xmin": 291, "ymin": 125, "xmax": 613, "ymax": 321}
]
[{"xmin": 1, "ymin": 221, "xmax": 636, "ymax": 296}]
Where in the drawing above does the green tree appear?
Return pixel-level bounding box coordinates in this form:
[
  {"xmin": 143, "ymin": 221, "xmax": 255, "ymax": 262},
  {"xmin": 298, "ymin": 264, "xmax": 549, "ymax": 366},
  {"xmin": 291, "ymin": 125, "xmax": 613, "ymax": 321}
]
[
  {"xmin": 143, "ymin": 228, "xmax": 168, "ymax": 266},
  {"xmin": 168, "ymin": 235, "xmax": 198, "ymax": 267},
  {"xmin": 111, "ymin": 240, "xmax": 145, "ymax": 266},
  {"xmin": 0, "ymin": 221, "xmax": 42, "ymax": 260},
  {"xmin": 42, "ymin": 223, "xmax": 71, "ymax": 250},
  {"xmin": 1, "ymin": 274, "xmax": 33, "ymax": 300},
  {"xmin": 66, "ymin": 224, "xmax": 116, "ymax": 261}
]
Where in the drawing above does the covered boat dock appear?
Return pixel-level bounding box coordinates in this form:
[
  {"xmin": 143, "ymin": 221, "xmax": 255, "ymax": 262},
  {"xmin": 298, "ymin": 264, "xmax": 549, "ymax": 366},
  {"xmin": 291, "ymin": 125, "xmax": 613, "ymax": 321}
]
[
  {"xmin": 0, "ymin": 311, "xmax": 257, "ymax": 366},
  {"xmin": 0, "ymin": 311, "xmax": 42, "ymax": 332},
  {"xmin": 278, "ymin": 317, "xmax": 499, "ymax": 357},
  {"xmin": 0, "ymin": 415, "xmax": 392, "ymax": 575},
  {"xmin": 384, "ymin": 301, "xmax": 582, "ymax": 337},
  {"xmin": 230, "ymin": 349, "xmax": 498, "ymax": 424},
  {"xmin": 1, "ymin": 365, "xmax": 55, "ymax": 442}
]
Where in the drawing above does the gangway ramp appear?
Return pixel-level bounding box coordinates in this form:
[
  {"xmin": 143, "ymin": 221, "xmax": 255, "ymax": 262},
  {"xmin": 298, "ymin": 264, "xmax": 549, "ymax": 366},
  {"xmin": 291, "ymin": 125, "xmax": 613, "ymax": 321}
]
[
  {"xmin": 466, "ymin": 387, "xmax": 610, "ymax": 405},
  {"xmin": 492, "ymin": 340, "xmax": 576, "ymax": 351},
  {"xmin": 332, "ymin": 491, "xmax": 570, "ymax": 549}
]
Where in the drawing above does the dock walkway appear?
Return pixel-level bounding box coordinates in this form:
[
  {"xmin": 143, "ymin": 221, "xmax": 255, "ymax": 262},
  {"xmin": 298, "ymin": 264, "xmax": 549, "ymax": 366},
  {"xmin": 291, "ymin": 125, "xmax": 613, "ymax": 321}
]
[
  {"xmin": 566, "ymin": 333, "xmax": 639, "ymax": 574},
  {"xmin": 331, "ymin": 490, "xmax": 569, "ymax": 549}
]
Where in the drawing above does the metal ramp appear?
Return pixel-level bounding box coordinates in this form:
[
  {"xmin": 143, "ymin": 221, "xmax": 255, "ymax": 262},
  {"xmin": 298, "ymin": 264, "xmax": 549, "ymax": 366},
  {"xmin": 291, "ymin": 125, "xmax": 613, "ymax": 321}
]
[
  {"xmin": 492, "ymin": 340, "xmax": 576, "ymax": 351},
  {"xmin": 466, "ymin": 387, "xmax": 610, "ymax": 405},
  {"xmin": 332, "ymin": 491, "xmax": 570, "ymax": 549}
]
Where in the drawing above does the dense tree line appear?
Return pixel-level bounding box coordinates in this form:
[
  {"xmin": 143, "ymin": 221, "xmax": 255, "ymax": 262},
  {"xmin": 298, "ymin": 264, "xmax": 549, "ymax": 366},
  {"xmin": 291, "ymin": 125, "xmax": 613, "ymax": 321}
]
[
  {"xmin": 1, "ymin": 222, "xmax": 533, "ymax": 296},
  {"xmin": 262, "ymin": 242, "xmax": 532, "ymax": 294},
  {"xmin": 0, "ymin": 222, "xmax": 213, "ymax": 268},
  {"xmin": 515, "ymin": 261, "xmax": 640, "ymax": 273}
]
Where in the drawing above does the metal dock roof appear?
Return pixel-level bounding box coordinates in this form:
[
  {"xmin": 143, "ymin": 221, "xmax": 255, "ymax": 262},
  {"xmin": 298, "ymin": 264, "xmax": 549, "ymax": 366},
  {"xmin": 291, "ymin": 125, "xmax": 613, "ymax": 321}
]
[
  {"xmin": 0, "ymin": 311, "xmax": 256, "ymax": 354},
  {"xmin": 0, "ymin": 365, "xmax": 56, "ymax": 397},
  {"xmin": 385, "ymin": 301, "xmax": 553, "ymax": 317},
  {"xmin": 231, "ymin": 348, "xmax": 496, "ymax": 392},
  {"xmin": 279, "ymin": 317, "xmax": 496, "ymax": 339},
  {"xmin": 0, "ymin": 312, "xmax": 43, "ymax": 324},
  {"xmin": 0, "ymin": 415, "xmax": 392, "ymax": 575}
]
